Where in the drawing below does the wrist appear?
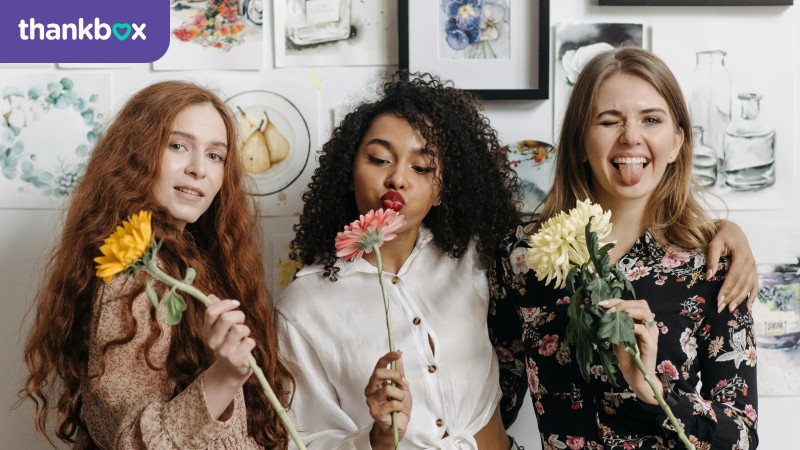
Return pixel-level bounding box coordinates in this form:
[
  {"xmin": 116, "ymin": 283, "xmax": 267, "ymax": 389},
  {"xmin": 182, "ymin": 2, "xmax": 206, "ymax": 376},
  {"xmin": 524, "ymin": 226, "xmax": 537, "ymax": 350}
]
[
  {"xmin": 635, "ymin": 374, "xmax": 664, "ymax": 406},
  {"xmin": 369, "ymin": 424, "xmax": 397, "ymax": 450}
]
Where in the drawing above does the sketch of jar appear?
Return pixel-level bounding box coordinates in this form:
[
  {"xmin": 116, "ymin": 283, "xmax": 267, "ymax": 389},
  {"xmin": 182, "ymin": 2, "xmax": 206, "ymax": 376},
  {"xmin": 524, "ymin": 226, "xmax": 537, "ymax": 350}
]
[
  {"xmin": 689, "ymin": 50, "xmax": 731, "ymax": 161},
  {"xmin": 285, "ymin": 0, "xmax": 352, "ymax": 47},
  {"xmin": 691, "ymin": 126, "xmax": 717, "ymax": 187},
  {"xmin": 754, "ymin": 262, "xmax": 800, "ymax": 349},
  {"xmin": 723, "ymin": 92, "xmax": 776, "ymax": 190}
]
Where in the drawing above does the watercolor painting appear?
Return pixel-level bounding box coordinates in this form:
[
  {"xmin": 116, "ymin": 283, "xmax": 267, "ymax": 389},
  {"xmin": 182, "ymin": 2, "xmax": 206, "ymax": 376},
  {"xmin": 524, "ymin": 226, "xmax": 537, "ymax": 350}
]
[
  {"xmin": 0, "ymin": 72, "xmax": 111, "ymax": 209},
  {"xmin": 438, "ymin": 0, "xmax": 510, "ymax": 60},
  {"xmin": 269, "ymin": 233, "xmax": 302, "ymax": 299},
  {"xmin": 506, "ymin": 139, "xmax": 555, "ymax": 215},
  {"xmin": 553, "ymin": 23, "xmax": 643, "ymax": 138},
  {"xmin": 219, "ymin": 78, "xmax": 318, "ymax": 216},
  {"xmin": 653, "ymin": 17, "xmax": 794, "ymax": 210},
  {"xmin": 274, "ymin": 0, "xmax": 398, "ymax": 67},
  {"xmin": 737, "ymin": 219, "xmax": 800, "ymax": 397},
  {"xmin": 153, "ymin": 0, "xmax": 263, "ymax": 71}
]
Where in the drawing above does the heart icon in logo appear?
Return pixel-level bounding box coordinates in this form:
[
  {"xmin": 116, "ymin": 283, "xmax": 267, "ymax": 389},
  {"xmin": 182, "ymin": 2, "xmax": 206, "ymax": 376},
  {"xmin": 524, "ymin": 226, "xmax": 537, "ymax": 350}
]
[{"xmin": 112, "ymin": 23, "xmax": 132, "ymax": 41}]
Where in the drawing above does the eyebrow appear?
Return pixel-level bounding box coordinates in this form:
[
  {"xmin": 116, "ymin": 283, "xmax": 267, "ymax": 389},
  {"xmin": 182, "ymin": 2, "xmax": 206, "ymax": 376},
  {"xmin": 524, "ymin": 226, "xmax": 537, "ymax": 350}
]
[
  {"xmin": 364, "ymin": 137, "xmax": 436, "ymax": 156},
  {"xmin": 170, "ymin": 130, "xmax": 228, "ymax": 150}
]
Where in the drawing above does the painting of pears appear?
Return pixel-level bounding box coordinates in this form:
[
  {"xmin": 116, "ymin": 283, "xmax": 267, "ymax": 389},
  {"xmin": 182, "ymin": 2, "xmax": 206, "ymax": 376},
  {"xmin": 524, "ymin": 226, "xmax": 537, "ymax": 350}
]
[
  {"xmin": 237, "ymin": 106, "xmax": 291, "ymax": 174},
  {"xmin": 225, "ymin": 89, "xmax": 311, "ymax": 197}
]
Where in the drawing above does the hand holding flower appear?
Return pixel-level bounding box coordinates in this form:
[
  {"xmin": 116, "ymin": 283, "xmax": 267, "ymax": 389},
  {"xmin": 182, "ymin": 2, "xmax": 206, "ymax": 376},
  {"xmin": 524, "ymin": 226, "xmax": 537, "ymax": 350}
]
[
  {"xmin": 94, "ymin": 211, "xmax": 307, "ymax": 449},
  {"xmin": 335, "ymin": 208, "xmax": 406, "ymax": 449},
  {"xmin": 599, "ymin": 299, "xmax": 664, "ymax": 405},
  {"xmin": 203, "ymin": 296, "xmax": 257, "ymax": 420},
  {"xmin": 366, "ymin": 351, "xmax": 412, "ymax": 450},
  {"xmin": 527, "ymin": 200, "xmax": 695, "ymax": 449}
]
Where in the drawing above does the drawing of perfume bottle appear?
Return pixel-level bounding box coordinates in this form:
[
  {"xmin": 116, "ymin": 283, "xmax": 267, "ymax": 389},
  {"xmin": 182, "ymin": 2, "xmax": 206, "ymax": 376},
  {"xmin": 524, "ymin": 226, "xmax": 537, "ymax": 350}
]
[
  {"xmin": 723, "ymin": 92, "xmax": 776, "ymax": 190},
  {"xmin": 285, "ymin": 0, "xmax": 352, "ymax": 47},
  {"xmin": 689, "ymin": 50, "xmax": 731, "ymax": 163},
  {"xmin": 691, "ymin": 126, "xmax": 717, "ymax": 188}
]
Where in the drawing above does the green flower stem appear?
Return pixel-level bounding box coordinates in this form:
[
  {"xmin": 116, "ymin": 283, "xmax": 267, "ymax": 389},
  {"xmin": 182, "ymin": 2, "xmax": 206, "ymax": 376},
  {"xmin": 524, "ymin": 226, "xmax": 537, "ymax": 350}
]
[
  {"xmin": 146, "ymin": 262, "xmax": 308, "ymax": 450},
  {"xmin": 624, "ymin": 343, "xmax": 695, "ymax": 450},
  {"xmin": 372, "ymin": 245, "xmax": 399, "ymax": 450}
]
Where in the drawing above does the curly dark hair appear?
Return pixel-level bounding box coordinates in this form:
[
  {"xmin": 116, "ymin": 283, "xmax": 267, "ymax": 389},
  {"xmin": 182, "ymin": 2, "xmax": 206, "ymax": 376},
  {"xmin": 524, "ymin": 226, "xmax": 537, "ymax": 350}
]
[{"xmin": 291, "ymin": 71, "xmax": 522, "ymax": 278}]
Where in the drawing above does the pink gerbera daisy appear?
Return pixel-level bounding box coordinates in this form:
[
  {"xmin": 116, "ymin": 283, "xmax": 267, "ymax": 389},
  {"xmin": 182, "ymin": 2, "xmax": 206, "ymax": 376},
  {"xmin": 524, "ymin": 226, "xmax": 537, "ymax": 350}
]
[{"xmin": 335, "ymin": 209, "xmax": 405, "ymax": 261}]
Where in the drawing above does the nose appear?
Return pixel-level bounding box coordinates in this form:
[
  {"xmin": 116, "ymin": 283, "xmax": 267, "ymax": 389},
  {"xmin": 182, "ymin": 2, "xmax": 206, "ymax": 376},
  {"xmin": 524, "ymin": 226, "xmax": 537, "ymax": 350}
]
[
  {"xmin": 619, "ymin": 122, "xmax": 643, "ymax": 146},
  {"xmin": 185, "ymin": 151, "xmax": 206, "ymax": 179},
  {"xmin": 385, "ymin": 167, "xmax": 406, "ymax": 190}
]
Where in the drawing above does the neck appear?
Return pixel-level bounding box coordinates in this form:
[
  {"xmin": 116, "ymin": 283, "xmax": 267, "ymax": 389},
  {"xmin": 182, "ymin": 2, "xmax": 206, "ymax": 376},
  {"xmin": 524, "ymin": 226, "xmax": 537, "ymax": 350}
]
[
  {"xmin": 362, "ymin": 227, "xmax": 419, "ymax": 274},
  {"xmin": 598, "ymin": 197, "xmax": 649, "ymax": 264}
]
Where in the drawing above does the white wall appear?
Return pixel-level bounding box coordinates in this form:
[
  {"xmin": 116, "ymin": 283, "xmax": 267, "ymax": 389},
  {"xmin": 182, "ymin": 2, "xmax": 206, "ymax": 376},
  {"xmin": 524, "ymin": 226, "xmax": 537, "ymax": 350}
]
[{"xmin": 2, "ymin": 1, "xmax": 798, "ymax": 448}]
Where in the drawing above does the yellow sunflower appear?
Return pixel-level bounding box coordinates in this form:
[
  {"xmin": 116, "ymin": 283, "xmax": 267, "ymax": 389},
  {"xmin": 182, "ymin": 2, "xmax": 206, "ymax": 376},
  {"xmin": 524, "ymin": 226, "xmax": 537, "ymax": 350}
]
[{"xmin": 94, "ymin": 211, "xmax": 153, "ymax": 283}]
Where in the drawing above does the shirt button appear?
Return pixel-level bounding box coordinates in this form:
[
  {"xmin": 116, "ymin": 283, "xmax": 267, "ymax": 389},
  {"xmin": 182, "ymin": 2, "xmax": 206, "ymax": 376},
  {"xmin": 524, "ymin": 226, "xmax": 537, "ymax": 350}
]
[
  {"xmin": 391, "ymin": 276, "xmax": 400, "ymax": 284},
  {"xmin": 428, "ymin": 364, "xmax": 437, "ymax": 373},
  {"xmin": 412, "ymin": 317, "xmax": 421, "ymax": 325},
  {"xmin": 435, "ymin": 418, "xmax": 444, "ymax": 427}
]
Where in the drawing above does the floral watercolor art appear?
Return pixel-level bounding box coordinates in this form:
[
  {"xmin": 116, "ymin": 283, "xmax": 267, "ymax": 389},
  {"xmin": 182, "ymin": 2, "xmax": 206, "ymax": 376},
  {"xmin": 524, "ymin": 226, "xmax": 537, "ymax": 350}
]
[
  {"xmin": 0, "ymin": 73, "xmax": 110, "ymax": 208},
  {"xmin": 439, "ymin": 0, "xmax": 510, "ymax": 59}
]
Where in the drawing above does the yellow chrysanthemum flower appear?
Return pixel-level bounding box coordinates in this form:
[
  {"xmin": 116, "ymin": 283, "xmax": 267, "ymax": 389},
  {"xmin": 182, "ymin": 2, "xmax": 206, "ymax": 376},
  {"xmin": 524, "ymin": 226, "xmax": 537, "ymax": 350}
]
[
  {"xmin": 526, "ymin": 199, "xmax": 613, "ymax": 289},
  {"xmin": 94, "ymin": 211, "xmax": 153, "ymax": 284}
]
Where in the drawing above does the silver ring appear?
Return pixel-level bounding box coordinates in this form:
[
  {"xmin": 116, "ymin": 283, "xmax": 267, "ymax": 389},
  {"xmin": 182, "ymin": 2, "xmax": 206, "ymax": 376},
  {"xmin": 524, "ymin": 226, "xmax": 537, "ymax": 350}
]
[{"xmin": 645, "ymin": 320, "xmax": 656, "ymax": 329}]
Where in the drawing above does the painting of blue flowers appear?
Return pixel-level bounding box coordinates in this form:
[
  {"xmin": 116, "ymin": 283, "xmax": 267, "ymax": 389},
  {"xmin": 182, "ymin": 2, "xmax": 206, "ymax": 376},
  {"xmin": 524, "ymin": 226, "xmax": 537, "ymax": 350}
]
[{"xmin": 439, "ymin": 0, "xmax": 510, "ymax": 59}]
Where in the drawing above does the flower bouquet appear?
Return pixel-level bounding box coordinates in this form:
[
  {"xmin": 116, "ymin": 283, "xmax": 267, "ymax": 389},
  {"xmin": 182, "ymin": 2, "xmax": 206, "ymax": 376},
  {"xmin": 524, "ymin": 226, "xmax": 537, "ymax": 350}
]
[
  {"xmin": 94, "ymin": 211, "xmax": 307, "ymax": 450},
  {"xmin": 335, "ymin": 208, "xmax": 406, "ymax": 449},
  {"xmin": 526, "ymin": 200, "xmax": 695, "ymax": 450}
]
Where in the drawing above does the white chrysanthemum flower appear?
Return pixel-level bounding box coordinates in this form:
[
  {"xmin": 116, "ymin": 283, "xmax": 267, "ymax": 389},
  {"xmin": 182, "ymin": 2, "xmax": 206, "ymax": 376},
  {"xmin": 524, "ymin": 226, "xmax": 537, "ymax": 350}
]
[{"xmin": 525, "ymin": 199, "xmax": 613, "ymax": 289}]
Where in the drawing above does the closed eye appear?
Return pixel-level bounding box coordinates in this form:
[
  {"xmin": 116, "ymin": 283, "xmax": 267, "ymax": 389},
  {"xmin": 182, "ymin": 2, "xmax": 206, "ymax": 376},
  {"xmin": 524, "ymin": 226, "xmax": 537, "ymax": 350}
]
[
  {"xmin": 412, "ymin": 166, "xmax": 436, "ymax": 174},
  {"xmin": 368, "ymin": 155, "xmax": 390, "ymax": 165}
]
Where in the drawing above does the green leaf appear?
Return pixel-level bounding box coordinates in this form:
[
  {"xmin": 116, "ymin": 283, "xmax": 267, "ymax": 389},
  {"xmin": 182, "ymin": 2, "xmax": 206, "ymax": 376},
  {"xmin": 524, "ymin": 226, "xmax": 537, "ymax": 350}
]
[
  {"xmin": 565, "ymin": 292, "xmax": 595, "ymax": 383},
  {"xmin": 145, "ymin": 280, "xmax": 158, "ymax": 309},
  {"xmin": 183, "ymin": 267, "xmax": 196, "ymax": 285},
  {"xmin": 597, "ymin": 310, "xmax": 636, "ymax": 347},
  {"xmin": 597, "ymin": 345, "xmax": 621, "ymax": 386},
  {"xmin": 162, "ymin": 291, "xmax": 187, "ymax": 326}
]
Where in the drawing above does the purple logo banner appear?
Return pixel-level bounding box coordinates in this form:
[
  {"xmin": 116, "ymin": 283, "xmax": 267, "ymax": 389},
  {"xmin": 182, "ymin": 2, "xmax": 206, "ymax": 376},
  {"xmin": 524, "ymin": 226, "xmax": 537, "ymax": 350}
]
[{"xmin": 0, "ymin": 0, "xmax": 169, "ymax": 63}]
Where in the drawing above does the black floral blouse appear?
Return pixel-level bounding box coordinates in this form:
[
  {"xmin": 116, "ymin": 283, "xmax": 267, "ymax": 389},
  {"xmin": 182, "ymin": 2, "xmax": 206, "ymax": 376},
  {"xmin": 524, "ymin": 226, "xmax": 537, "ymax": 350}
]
[{"xmin": 488, "ymin": 223, "xmax": 758, "ymax": 450}]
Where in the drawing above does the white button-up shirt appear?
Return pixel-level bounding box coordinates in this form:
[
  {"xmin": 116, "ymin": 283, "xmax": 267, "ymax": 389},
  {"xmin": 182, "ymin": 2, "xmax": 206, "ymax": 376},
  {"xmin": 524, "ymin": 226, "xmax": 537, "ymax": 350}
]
[{"xmin": 276, "ymin": 227, "xmax": 501, "ymax": 449}]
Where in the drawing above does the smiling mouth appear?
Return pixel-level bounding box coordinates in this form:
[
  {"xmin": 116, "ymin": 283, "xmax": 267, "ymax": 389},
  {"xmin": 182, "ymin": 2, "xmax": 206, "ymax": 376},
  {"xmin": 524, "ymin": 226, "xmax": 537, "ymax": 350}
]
[
  {"xmin": 175, "ymin": 187, "xmax": 203, "ymax": 197},
  {"xmin": 611, "ymin": 156, "xmax": 650, "ymax": 186}
]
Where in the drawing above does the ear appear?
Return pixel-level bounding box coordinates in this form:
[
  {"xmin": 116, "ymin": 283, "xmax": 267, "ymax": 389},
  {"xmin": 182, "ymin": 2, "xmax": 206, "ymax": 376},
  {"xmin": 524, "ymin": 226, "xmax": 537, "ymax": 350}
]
[{"xmin": 670, "ymin": 127, "xmax": 685, "ymax": 162}]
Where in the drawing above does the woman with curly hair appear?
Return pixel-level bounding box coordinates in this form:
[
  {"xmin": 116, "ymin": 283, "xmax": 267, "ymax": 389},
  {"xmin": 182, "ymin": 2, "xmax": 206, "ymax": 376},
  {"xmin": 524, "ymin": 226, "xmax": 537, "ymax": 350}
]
[
  {"xmin": 276, "ymin": 72, "xmax": 521, "ymax": 449},
  {"xmin": 20, "ymin": 80, "xmax": 292, "ymax": 449}
]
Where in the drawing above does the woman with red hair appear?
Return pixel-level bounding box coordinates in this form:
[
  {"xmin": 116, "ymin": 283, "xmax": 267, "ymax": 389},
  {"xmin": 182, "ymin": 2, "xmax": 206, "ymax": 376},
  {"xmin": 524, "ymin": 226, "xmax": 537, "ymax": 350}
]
[{"xmin": 20, "ymin": 80, "xmax": 292, "ymax": 449}]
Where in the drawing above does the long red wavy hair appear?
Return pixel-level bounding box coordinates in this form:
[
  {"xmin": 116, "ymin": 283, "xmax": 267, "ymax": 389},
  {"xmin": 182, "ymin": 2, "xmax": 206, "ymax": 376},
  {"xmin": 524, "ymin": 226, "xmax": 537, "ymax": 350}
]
[{"xmin": 20, "ymin": 80, "xmax": 292, "ymax": 448}]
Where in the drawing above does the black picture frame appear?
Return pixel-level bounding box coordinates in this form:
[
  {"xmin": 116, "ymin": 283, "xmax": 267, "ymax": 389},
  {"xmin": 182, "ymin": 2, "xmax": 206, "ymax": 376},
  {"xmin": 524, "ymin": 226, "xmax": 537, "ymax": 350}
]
[
  {"xmin": 398, "ymin": 0, "xmax": 550, "ymax": 100},
  {"xmin": 599, "ymin": 1, "xmax": 792, "ymax": 5}
]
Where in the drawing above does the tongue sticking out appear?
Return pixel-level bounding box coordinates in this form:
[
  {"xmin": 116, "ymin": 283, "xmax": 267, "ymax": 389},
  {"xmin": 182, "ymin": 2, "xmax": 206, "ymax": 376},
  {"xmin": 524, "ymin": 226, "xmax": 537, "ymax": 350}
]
[{"xmin": 618, "ymin": 163, "xmax": 645, "ymax": 186}]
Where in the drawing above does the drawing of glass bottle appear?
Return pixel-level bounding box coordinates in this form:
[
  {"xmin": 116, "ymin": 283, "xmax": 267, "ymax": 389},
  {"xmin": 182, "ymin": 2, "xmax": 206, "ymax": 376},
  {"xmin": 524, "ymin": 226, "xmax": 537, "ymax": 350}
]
[
  {"xmin": 691, "ymin": 126, "xmax": 717, "ymax": 187},
  {"xmin": 286, "ymin": 0, "xmax": 352, "ymax": 47},
  {"xmin": 689, "ymin": 50, "xmax": 731, "ymax": 164},
  {"xmin": 723, "ymin": 93, "xmax": 776, "ymax": 190}
]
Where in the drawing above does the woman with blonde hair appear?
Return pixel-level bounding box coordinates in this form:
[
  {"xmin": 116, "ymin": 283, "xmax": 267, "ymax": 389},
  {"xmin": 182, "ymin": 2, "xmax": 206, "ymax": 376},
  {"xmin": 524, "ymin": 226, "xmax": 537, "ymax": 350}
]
[{"xmin": 490, "ymin": 47, "xmax": 758, "ymax": 449}]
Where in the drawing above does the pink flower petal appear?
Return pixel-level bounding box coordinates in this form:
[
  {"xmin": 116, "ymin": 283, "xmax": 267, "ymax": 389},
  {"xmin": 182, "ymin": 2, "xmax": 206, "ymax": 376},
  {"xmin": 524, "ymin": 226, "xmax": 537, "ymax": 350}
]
[{"xmin": 334, "ymin": 209, "xmax": 406, "ymax": 262}]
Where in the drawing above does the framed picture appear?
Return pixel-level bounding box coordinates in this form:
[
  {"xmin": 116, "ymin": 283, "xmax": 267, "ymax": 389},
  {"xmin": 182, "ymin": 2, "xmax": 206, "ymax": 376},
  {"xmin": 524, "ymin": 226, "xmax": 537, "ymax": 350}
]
[
  {"xmin": 398, "ymin": 0, "xmax": 550, "ymax": 100},
  {"xmin": 599, "ymin": 1, "xmax": 792, "ymax": 5}
]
